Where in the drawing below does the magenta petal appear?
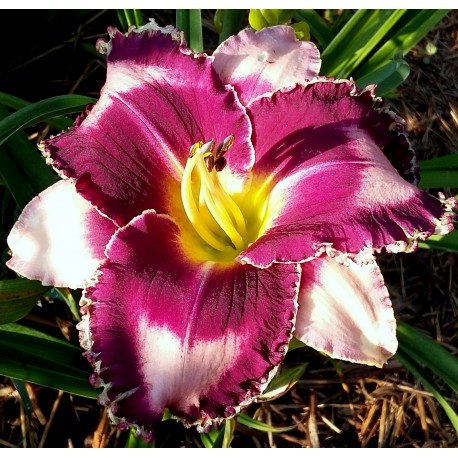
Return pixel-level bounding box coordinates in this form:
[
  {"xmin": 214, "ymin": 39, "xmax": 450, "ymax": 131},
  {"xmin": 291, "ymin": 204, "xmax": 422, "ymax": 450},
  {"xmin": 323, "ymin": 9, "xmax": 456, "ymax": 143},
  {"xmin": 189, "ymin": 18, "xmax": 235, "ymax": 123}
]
[
  {"xmin": 240, "ymin": 82, "xmax": 454, "ymax": 267},
  {"xmin": 44, "ymin": 23, "xmax": 254, "ymax": 226},
  {"xmin": 80, "ymin": 210, "xmax": 300, "ymax": 435},
  {"xmin": 213, "ymin": 25, "xmax": 320, "ymax": 105},
  {"xmin": 294, "ymin": 252, "xmax": 397, "ymax": 367},
  {"xmin": 7, "ymin": 180, "xmax": 116, "ymax": 289}
]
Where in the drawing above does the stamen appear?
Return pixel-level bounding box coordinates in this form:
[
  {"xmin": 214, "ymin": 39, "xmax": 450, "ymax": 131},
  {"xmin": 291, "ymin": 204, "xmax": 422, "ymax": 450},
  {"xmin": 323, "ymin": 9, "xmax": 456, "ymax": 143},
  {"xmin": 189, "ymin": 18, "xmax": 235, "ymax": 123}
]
[
  {"xmin": 196, "ymin": 155, "xmax": 245, "ymax": 250},
  {"xmin": 181, "ymin": 137, "xmax": 248, "ymax": 254},
  {"xmin": 181, "ymin": 154, "xmax": 229, "ymax": 252},
  {"xmin": 215, "ymin": 135, "xmax": 235, "ymax": 158}
]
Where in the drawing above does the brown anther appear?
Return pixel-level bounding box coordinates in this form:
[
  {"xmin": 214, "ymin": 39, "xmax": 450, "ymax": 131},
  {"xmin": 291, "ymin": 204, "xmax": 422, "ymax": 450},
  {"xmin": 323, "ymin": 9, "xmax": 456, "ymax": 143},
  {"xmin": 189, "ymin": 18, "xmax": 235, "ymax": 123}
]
[
  {"xmin": 214, "ymin": 156, "xmax": 227, "ymax": 172},
  {"xmin": 204, "ymin": 154, "xmax": 215, "ymax": 172},
  {"xmin": 188, "ymin": 141, "xmax": 203, "ymax": 158},
  {"xmin": 215, "ymin": 134, "xmax": 235, "ymax": 158}
]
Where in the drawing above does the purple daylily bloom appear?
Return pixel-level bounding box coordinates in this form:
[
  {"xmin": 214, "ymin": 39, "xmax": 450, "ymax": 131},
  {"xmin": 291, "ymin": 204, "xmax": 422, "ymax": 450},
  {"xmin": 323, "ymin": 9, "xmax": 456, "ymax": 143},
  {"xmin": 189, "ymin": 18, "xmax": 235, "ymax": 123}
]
[{"xmin": 6, "ymin": 23, "xmax": 455, "ymax": 438}]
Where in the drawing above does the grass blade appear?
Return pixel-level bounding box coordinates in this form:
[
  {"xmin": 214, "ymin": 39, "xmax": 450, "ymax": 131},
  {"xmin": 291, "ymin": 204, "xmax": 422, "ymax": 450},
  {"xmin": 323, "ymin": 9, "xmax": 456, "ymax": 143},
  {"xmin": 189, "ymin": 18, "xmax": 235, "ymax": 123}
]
[
  {"xmin": 419, "ymin": 153, "xmax": 458, "ymax": 188},
  {"xmin": 0, "ymin": 323, "xmax": 99, "ymax": 398},
  {"xmin": 259, "ymin": 364, "xmax": 307, "ymax": 401},
  {"xmin": 397, "ymin": 320, "xmax": 458, "ymax": 393},
  {"xmin": 0, "ymin": 92, "xmax": 73, "ymax": 131},
  {"xmin": 0, "ymin": 278, "xmax": 50, "ymax": 325},
  {"xmin": 0, "ymin": 95, "xmax": 95, "ymax": 146},
  {"xmin": 396, "ymin": 348, "xmax": 458, "ymax": 433},
  {"xmin": 294, "ymin": 10, "xmax": 334, "ymax": 49},
  {"xmin": 176, "ymin": 10, "xmax": 190, "ymax": 44},
  {"xmin": 0, "ymin": 104, "xmax": 57, "ymax": 205},
  {"xmin": 218, "ymin": 10, "xmax": 246, "ymax": 44},
  {"xmin": 0, "ymin": 145, "xmax": 36, "ymax": 209},
  {"xmin": 354, "ymin": 10, "xmax": 449, "ymax": 77},
  {"xmin": 125, "ymin": 428, "xmax": 154, "ymax": 447},
  {"xmin": 188, "ymin": 10, "xmax": 203, "ymax": 52},
  {"xmin": 356, "ymin": 53, "xmax": 410, "ymax": 96},
  {"xmin": 237, "ymin": 412, "xmax": 296, "ymax": 433},
  {"xmin": 321, "ymin": 10, "xmax": 407, "ymax": 78},
  {"xmin": 419, "ymin": 230, "xmax": 458, "ymax": 252}
]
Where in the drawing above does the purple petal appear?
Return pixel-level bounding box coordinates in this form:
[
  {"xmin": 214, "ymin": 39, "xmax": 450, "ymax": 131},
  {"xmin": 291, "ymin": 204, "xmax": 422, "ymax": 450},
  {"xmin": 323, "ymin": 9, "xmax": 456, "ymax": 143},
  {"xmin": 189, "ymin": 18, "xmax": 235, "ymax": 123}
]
[
  {"xmin": 294, "ymin": 251, "xmax": 397, "ymax": 367},
  {"xmin": 239, "ymin": 81, "xmax": 455, "ymax": 267},
  {"xmin": 79, "ymin": 210, "xmax": 300, "ymax": 437},
  {"xmin": 7, "ymin": 180, "xmax": 116, "ymax": 289},
  {"xmin": 213, "ymin": 25, "xmax": 321, "ymax": 105},
  {"xmin": 43, "ymin": 22, "xmax": 254, "ymax": 226}
]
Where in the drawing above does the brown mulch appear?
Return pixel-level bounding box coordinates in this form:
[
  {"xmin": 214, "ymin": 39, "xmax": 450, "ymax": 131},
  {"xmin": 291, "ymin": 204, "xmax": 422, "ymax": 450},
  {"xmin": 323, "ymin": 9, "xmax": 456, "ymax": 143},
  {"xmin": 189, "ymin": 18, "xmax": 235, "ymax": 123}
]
[{"xmin": 1, "ymin": 10, "xmax": 457, "ymax": 448}]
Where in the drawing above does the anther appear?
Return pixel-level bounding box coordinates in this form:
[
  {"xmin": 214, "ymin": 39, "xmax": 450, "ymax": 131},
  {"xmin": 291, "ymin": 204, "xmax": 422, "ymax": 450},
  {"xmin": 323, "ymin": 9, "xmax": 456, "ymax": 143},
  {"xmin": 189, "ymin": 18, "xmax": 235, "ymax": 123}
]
[
  {"xmin": 215, "ymin": 135, "xmax": 235, "ymax": 158},
  {"xmin": 214, "ymin": 157, "xmax": 227, "ymax": 172}
]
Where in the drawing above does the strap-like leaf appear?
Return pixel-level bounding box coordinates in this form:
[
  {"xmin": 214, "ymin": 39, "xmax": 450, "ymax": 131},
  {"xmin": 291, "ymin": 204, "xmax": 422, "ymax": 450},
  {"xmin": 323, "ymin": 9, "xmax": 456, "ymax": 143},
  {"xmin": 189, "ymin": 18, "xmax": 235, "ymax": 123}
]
[
  {"xmin": 396, "ymin": 348, "xmax": 458, "ymax": 433},
  {"xmin": 0, "ymin": 278, "xmax": 50, "ymax": 325},
  {"xmin": 419, "ymin": 230, "xmax": 458, "ymax": 252},
  {"xmin": 0, "ymin": 323, "xmax": 99, "ymax": 398},
  {"xmin": 321, "ymin": 10, "xmax": 407, "ymax": 78},
  {"xmin": 397, "ymin": 320, "xmax": 458, "ymax": 393},
  {"xmin": 0, "ymin": 95, "xmax": 95, "ymax": 146},
  {"xmin": 354, "ymin": 10, "xmax": 449, "ymax": 77},
  {"xmin": 294, "ymin": 10, "xmax": 334, "ymax": 49}
]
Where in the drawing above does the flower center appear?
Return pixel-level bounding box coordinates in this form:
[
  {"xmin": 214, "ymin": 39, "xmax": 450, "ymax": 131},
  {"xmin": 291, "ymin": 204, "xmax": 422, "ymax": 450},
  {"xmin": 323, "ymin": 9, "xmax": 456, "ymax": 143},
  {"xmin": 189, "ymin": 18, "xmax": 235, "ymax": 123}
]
[{"xmin": 180, "ymin": 136, "xmax": 251, "ymax": 258}]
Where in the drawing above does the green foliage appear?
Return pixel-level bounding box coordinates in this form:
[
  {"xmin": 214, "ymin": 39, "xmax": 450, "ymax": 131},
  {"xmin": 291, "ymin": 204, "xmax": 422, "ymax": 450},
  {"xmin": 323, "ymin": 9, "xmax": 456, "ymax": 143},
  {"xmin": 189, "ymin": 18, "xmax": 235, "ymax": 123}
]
[
  {"xmin": 419, "ymin": 153, "xmax": 458, "ymax": 189},
  {"xmin": 176, "ymin": 9, "xmax": 203, "ymax": 52},
  {"xmin": 117, "ymin": 10, "xmax": 144, "ymax": 32},
  {"xmin": 396, "ymin": 321, "xmax": 458, "ymax": 433},
  {"xmin": 0, "ymin": 323, "xmax": 99, "ymax": 398},
  {"xmin": 0, "ymin": 278, "xmax": 50, "ymax": 324},
  {"xmin": 0, "ymin": 95, "xmax": 95, "ymax": 147},
  {"xmin": 295, "ymin": 9, "xmax": 449, "ymax": 96},
  {"xmin": 216, "ymin": 10, "xmax": 246, "ymax": 44}
]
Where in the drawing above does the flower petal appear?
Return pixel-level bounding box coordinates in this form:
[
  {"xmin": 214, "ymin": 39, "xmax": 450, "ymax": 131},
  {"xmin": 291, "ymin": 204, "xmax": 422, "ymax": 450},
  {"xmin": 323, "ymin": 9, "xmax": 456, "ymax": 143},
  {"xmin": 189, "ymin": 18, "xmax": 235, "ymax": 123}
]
[
  {"xmin": 7, "ymin": 180, "xmax": 116, "ymax": 289},
  {"xmin": 240, "ymin": 81, "xmax": 454, "ymax": 267},
  {"xmin": 80, "ymin": 210, "xmax": 300, "ymax": 437},
  {"xmin": 294, "ymin": 252, "xmax": 397, "ymax": 367},
  {"xmin": 43, "ymin": 22, "xmax": 254, "ymax": 226},
  {"xmin": 213, "ymin": 25, "xmax": 321, "ymax": 105}
]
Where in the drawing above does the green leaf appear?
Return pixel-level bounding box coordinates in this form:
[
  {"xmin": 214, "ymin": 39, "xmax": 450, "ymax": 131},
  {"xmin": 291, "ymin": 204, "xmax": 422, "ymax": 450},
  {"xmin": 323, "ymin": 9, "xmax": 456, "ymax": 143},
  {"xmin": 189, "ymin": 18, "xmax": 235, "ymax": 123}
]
[
  {"xmin": 218, "ymin": 10, "xmax": 246, "ymax": 44},
  {"xmin": 237, "ymin": 412, "xmax": 296, "ymax": 433},
  {"xmin": 248, "ymin": 10, "xmax": 270, "ymax": 30},
  {"xmin": 419, "ymin": 230, "xmax": 458, "ymax": 252},
  {"xmin": 0, "ymin": 323, "xmax": 99, "ymax": 398},
  {"xmin": 292, "ymin": 22, "xmax": 311, "ymax": 42},
  {"xmin": 294, "ymin": 10, "xmax": 334, "ymax": 49},
  {"xmin": 259, "ymin": 364, "xmax": 308, "ymax": 401},
  {"xmin": 355, "ymin": 53, "xmax": 410, "ymax": 96},
  {"xmin": 397, "ymin": 320, "xmax": 458, "ymax": 393},
  {"xmin": 419, "ymin": 153, "xmax": 458, "ymax": 188},
  {"xmin": 176, "ymin": 10, "xmax": 190, "ymax": 45},
  {"xmin": 0, "ymin": 95, "xmax": 95, "ymax": 146},
  {"xmin": 0, "ymin": 104, "xmax": 57, "ymax": 207},
  {"xmin": 321, "ymin": 10, "xmax": 407, "ymax": 78},
  {"xmin": 125, "ymin": 428, "xmax": 154, "ymax": 448},
  {"xmin": 188, "ymin": 10, "xmax": 203, "ymax": 53},
  {"xmin": 354, "ymin": 10, "xmax": 449, "ymax": 78},
  {"xmin": 222, "ymin": 418, "xmax": 236, "ymax": 448},
  {"xmin": 54, "ymin": 288, "xmax": 81, "ymax": 321},
  {"xmin": 0, "ymin": 91, "xmax": 73, "ymax": 131},
  {"xmin": 396, "ymin": 348, "xmax": 458, "ymax": 433},
  {"xmin": 0, "ymin": 278, "xmax": 50, "ymax": 325},
  {"xmin": 0, "ymin": 145, "xmax": 37, "ymax": 209},
  {"xmin": 176, "ymin": 9, "xmax": 203, "ymax": 52}
]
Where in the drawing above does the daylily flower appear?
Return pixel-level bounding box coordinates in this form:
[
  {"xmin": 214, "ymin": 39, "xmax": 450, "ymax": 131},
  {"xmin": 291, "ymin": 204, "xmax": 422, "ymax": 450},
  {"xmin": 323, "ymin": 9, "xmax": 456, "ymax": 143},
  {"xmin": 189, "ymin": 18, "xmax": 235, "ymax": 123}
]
[{"xmin": 6, "ymin": 22, "xmax": 455, "ymax": 439}]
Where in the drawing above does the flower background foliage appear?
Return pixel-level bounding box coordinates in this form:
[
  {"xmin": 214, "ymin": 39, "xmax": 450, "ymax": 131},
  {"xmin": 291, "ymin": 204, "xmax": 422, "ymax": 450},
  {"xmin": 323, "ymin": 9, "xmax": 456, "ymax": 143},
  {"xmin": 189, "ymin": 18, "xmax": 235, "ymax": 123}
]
[{"xmin": 0, "ymin": 9, "xmax": 457, "ymax": 447}]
